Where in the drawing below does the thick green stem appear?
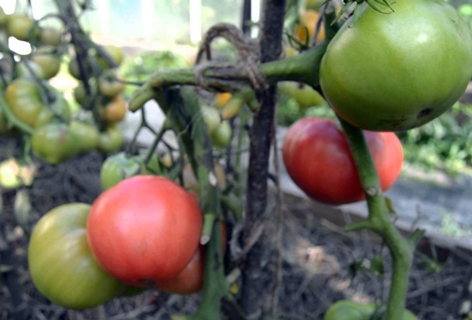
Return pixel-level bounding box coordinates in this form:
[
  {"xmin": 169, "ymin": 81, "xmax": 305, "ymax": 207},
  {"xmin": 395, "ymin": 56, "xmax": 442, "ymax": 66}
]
[{"xmin": 339, "ymin": 117, "xmax": 413, "ymax": 320}]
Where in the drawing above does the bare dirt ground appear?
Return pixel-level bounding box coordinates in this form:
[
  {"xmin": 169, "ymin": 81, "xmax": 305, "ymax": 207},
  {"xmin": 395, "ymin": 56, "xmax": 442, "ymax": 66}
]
[{"xmin": 0, "ymin": 137, "xmax": 471, "ymax": 320}]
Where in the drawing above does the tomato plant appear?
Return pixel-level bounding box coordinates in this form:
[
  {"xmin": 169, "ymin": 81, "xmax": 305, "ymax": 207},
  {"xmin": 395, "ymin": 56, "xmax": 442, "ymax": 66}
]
[
  {"xmin": 86, "ymin": 175, "xmax": 203, "ymax": 286},
  {"xmin": 323, "ymin": 301, "xmax": 417, "ymax": 320},
  {"xmin": 28, "ymin": 203, "xmax": 127, "ymax": 309},
  {"xmin": 282, "ymin": 117, "xmax": 403, "ymax": 205},
  {"xmin": 32, "ymin": 123, "xmax": 80, "ymax": 165},
  {"xmin": 320, "ymin": 0, "xmax": 472, "ymax": 131}
]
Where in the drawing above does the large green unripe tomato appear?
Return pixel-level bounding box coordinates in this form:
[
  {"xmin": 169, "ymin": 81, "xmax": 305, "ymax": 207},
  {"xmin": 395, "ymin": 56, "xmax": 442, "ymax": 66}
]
[
  {"xmin": 97, "ymin": 125, "xmax": 123, "ymax": 154},
  {"xmin": 32, "ymin": 123, "xmax": 80, "ymax": 165},
  {"xmin": 5, "ymin": 79, "xmax": 70, "ymax": 128},
  {"xmin": 28, "ymin": 203, "xmax": 127, "ymax": 309},
  {"xmin": 6, "ymin": 14, "xmax": 40, "ymax": 41},
  {"xmin": 86, "ymin": 175, "xmax": 203, "ymax": 287},
  {"xmin": 97, "ymin": 45, "xmax": 124, "ymax": 68},
  {"xmin": 323, "ymin": 301, "xmax": 417, "ymax": 320},
  {"xmin": 282, "ymin": 117, "xmax": 403, "ymax": 205},
  {"xmin": 98, "ymin": 69, "xmax": 126, "ymax": 98},
  {"xmin": 320, "ymin": 0, "xmax": 472, "ymax": 131},
  {"xmin": 69, "ymin": 121, "xmax": 100, "ymax": 153}
]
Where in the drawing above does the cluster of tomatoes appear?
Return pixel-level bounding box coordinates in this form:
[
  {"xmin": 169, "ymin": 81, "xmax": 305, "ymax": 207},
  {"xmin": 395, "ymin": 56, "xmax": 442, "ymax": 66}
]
[
  {"xmin": 27, "ymin": 172, "xmax": 225, "ymax": 309},
  {"xmin": 282, "ymin": 0, "xmax": 472, "ymax": 206},
  {"xmin": 0, "ymin": 7, "xmax": 128, "ymax": 167}
]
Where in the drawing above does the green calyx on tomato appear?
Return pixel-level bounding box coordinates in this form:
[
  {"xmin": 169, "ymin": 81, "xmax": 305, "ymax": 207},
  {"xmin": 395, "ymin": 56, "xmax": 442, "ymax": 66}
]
[
  {"xmin": 28, "ymin": 203, "xmax": 127, "ymax": 309},
  {"xmin": 32, "ymin": 123, "xmax": 80, "ymax": 165},
  {"xmin": 5, "ymin": 79, "xmax": 70, "ymax": 128},
  {"xmin": 282, "ymin": 117, "xmax": 403, "ymax": 205},
  {"xmin": 69, "ymin": 121, "xmax": 100, "ymax": 153},
  {"xmin": 97, "ymin": 125, "xmax": 123, "ymax": 154},
  {"xmin": 320, "ymin": 0, "xmax": 472, "ymax": 131},
  {"xmin": 323, "ymin": 301, "xmax": 417, "ymax": 320},
  {"xmin": 87, "ymin": 175, "xmax": 203, "ymax": 287}
]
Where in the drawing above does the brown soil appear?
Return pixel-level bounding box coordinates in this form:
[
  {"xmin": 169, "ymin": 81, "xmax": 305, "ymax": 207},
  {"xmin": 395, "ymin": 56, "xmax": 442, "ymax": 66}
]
[{"xmin": 0, "ymin": 137, "xmax": 470, "ymax": 320}]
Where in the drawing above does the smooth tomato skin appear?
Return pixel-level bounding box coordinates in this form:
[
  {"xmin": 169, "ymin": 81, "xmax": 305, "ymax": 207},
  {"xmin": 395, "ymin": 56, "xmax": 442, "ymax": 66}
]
[
  {"xmin": 323, "ymin": 301, "xmax": 417, "ymax": 320},
  {"xmin": 320, "ymin": 0, "xmax": 472, "ymax": 131},
  {"xmin": 28, "ymin": 203, "xmax": 127, "ymax": 309},
  {"xmin": 31, "ymin": 51, "xmax": 61, "ymax": 80},
  {"xmin": 87, "ymin": 175, "xmax": 203, "ymax": 286},
  {"xmin": 282, "ymin": 117, "xmax": 403, "ymax": 205}
]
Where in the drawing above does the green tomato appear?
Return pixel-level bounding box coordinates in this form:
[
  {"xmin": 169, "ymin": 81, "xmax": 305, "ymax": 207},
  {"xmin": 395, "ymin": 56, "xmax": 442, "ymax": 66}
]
[
  {"xmin": 323, "ymin": 301, "xmax": 417, "ymax": 320},
  {"xmin": 5, "ymin": 79, "xmax": 70, "ymax": 128},
  {"xmin": 69, "ymin": 121, "xmax": 100, "ymax": 153},
  {"xmin": 31, "ymin": 123, "xmax": 80, "ymax": 165},
  {"xmin": 278, "ymin": 81, "xmax": 325, "ymax": 109},
  {"xmin": 28, "ymin": 203, "xmax": 127, "ymax": 309},
  {"xmin": 211, "ymin": 120, "xmax": 232, "ymax": 149},
  {"xmin": 320, "ymin": 0, "xmax": 472, "ymax": 131},
  {"xmin": 201, "ymin": 105, "xmax": 221, "ymax": 133},
  {"xmin": 6, "ymin": 14, "xmax": 40, "ymax": 41},
  {"xmin": 100, "ymin": 151, "xmax": 161, "ymax": 190},
  {"xmin": 31, "ymin": 50, "xmax": 61, "ymax": 80},
  {"xmin": 97, "ymin": 125, "xmax": 123, "ymax": 154},
  {"xmin": 100, "ymin": 152, "xmax": 141, "ymax": 190}
]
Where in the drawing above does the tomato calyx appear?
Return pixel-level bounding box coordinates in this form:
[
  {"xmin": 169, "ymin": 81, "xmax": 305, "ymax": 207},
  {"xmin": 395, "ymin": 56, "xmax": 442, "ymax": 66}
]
[{"xmin": 334, "ymin": 0, "xmax": 395, "ymax": 28}]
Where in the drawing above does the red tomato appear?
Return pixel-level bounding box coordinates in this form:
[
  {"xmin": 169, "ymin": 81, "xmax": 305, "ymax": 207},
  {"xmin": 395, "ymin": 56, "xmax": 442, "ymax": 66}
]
[
  {"xmin": 86, "ymin": 175, "xmax": 203, "ymax": 287},
  {"xmin": 156, "ymin": 223, "xmax": 227, "ymax": 295},
  {"xmin": 282, "ymin": 117, "xmax": 403, "ymax": 205}
]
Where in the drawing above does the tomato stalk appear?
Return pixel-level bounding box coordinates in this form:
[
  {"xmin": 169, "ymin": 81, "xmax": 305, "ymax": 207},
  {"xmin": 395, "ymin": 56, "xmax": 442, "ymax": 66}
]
[
  {"xmin": 339, "ymin": 116, "xmax": 417, "ymax": 320},
  {"xmin": 139, "ymin": 87, "xmax": 229, "ymax": 318}
]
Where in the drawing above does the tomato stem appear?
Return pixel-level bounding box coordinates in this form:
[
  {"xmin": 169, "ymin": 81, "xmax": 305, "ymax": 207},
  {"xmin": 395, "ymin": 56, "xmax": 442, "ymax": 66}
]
[{"xmin": 339, "ymin": 116, "xmax": 414, "ymax": 320}]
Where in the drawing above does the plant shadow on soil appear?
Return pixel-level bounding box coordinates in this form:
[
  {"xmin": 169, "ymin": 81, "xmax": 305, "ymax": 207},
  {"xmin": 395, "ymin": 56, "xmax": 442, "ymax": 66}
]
[{"xmin": 0, "ymin": 137, "xmax": 471, "ymax": 320}]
